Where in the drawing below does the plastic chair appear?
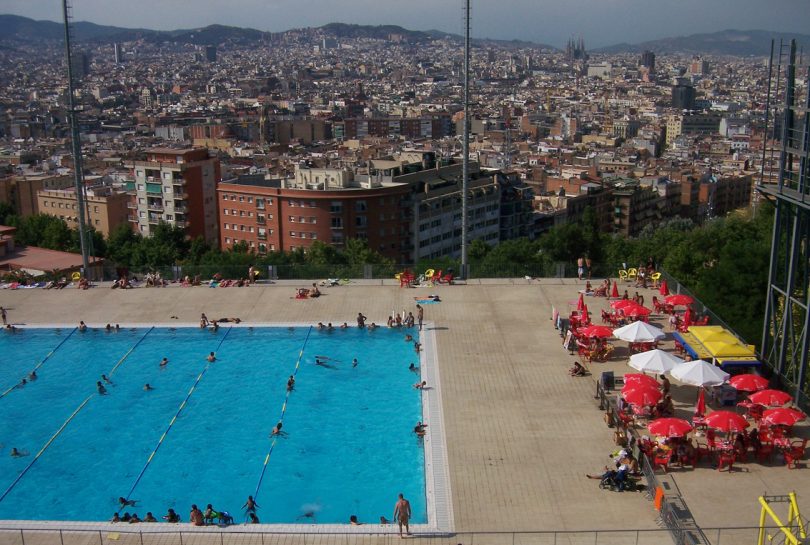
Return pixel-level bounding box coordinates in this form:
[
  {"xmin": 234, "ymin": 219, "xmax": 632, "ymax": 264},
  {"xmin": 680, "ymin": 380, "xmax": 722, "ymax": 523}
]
[
  {"xmin": 652, "ymin": 450, "xmax": 671, "ymax": 473},
  {"xmin": 717, "ymin": 451, "xmax": 735, "ymax": 472},
  {"xmin": 618, "ymin": 269, "xmax": 628, "ymax": 282},
  {"xmin": 626, "ymin": 268, "xmax": 638, "ymax": 282},
  {"xmin": 650, "ymin": 272, "xmax": 662, "ymax": 288},
  {"xmin": 424, "ymin": 268, "xmax": 435, "ymax": 280},
  {"xmin": 784, "ymin": 439, "xmax": 807, "ymax": 469},
  {"xmin": 757, "ymin": 441, "xmax": 775, "ymax": 463},
  {"xmin": 694, "ymin": 442, "xmax": 712, "ymax": 466}
]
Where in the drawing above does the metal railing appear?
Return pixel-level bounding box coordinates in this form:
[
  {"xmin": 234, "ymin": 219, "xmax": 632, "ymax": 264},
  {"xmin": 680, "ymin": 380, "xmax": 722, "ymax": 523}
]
[{"xmin": 0, "ymin": 526, "xmax": 791, "ymax": 545}]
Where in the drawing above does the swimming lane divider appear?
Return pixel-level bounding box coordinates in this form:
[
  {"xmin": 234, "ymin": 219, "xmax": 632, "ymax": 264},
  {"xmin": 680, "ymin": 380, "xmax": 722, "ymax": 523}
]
[
  {"xmin": 0, "ymin": 327, "xmax": 78, "ymax": 401},
  {"xmin": 251, "ymin": 325, "xmax": 313, "ymax": 504},
  {"xmin": 0, "ymin": 394, "xmax": 93, "ymax": 504},
  {"xmin": 107, "ymin": 327, "xmax": 154, "ymax": 378},
  {"xmin": 123, "ymin": 326, "xmax": 233, "ymax": 502}
]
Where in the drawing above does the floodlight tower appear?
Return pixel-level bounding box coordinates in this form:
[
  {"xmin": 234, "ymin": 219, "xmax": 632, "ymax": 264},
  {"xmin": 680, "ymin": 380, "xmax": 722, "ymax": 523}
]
[
  {"xmin": 759, "ymin": 39, "xmax": 810, "ymax": 403},
  {"xmin": 460, "ymin": 0, "xmax": 471, "ymax": 279},
  {"xmin": 62, "ymin": 0, "xmax": 92, "ymax": 276}
]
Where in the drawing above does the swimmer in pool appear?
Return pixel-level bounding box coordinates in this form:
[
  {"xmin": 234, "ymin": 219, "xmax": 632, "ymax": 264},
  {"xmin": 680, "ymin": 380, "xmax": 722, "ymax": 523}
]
[
  {"xmin": 287, "ymin": 375, "xmax": 295, "ymax": 391},
  {"xmin": 97, "ymin": 381, "xmax": 107, "ymax": 395},
  {"xmin": 160, "ymin": 357, "xmax": 169, "ymax": 367},
  {"xmin": 101, "ymin": 374, "xmax": 113, "ymax": 385},
  {"xmin": 10, "ymin": 448, "xmax": 28, "ymax": 457},
  {"xmin": 270, "ymin": 422, "xmax": 286, "ymax": 437},
  {"xmin": 352, "ymin": 358, "xmax": 358, "ymax": 368},
  {"xmin": 207, "ymin": 352, "xmax": 216, "ymax": 362},
  {"xmin": 408, "ymin": 363, "xmax": 419, "ymax": 373},
  {"xmin": 119, "ymin": 497, "xmax": 137, "ymax": 508},
  {"xmin": 143, "ymin": 383, "xmax": 153, "ymax": 391},
  {"xmin": 27, "ymin": 370, "xmax": 37, "ymax": 380}
]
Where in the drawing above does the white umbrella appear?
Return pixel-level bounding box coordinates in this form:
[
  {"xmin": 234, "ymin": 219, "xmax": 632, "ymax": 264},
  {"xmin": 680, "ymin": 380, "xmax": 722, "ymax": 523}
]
[
  {"xmin": 613, "ymin": 322, "xmax": 666, "ymax": 343},
  {"xmin": 628, "ymin": 349, "xmax": 683, "ymax": 374},
  {"xmin": 669, "ymin": 360, "xmax": 730, "ymax": 387}
]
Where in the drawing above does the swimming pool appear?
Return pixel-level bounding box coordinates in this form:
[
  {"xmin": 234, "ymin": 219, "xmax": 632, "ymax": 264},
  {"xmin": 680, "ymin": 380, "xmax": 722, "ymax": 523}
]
[{"xmin": 0, "ymin": 326, "xmax": 427, "ymax": 524}]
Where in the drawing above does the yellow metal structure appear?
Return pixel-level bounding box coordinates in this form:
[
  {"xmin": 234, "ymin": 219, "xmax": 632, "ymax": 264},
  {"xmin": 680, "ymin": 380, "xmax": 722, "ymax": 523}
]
[{"xmin": 758, "ymin": 492, "xmax": 806, "ymax": 545}]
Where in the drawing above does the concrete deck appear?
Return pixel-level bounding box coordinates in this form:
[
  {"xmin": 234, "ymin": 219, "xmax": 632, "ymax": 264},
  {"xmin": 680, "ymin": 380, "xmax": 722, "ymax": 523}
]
[{"xmin": 1, "ymin": 279, "xmax": 807, "ymax": 541}]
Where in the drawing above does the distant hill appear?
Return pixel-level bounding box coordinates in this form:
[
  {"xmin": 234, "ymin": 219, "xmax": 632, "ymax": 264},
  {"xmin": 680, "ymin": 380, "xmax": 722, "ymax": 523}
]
[
  {"xmin": 595, "ymin": 29, "xmax": 810, "ymax": 56},
  {"xmin": 0, "ymin": 13, "xmax": 555, "ymax": 50}
]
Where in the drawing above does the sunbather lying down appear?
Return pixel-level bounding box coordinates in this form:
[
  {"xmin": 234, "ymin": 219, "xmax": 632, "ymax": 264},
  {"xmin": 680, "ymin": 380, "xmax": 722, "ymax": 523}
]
[{"xmin": 214, "ymin": 317, "xmax": 241, "ymax": 323}]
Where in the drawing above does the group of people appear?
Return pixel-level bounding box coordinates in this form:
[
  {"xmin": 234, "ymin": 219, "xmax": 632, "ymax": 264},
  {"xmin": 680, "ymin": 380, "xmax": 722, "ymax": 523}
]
[
  {"xmin": 112, "ymin": 497, "xmax": 257, "ymax": 526},
  {"xmin": 586, "ymin": 448, "xmax": 640, "ymax": 492}
]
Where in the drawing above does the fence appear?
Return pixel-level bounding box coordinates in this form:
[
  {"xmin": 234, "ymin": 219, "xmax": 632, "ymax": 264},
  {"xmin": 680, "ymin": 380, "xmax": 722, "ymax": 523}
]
[{"xmin": 0, "ymin": 527, "xmax": 788, "ymax": 545}]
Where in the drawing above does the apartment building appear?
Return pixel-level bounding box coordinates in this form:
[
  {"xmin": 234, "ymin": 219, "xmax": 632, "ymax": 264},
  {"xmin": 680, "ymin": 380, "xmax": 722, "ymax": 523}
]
[
  {"xmin": 37, "ymin": 185, "xmax": 130, "ymax": 237},
  {"xmin": 126, "ymin": 148, "xmax": 220, "ymax": 244}
]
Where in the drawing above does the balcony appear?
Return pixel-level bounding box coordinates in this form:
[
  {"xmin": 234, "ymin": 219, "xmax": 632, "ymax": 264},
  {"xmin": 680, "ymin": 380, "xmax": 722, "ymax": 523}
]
[
  {"xmin": 257, "ymin": 217, "xmax": 266, "ymax": 225},
  {"xmin": 148, "ymin": 215, "xmax": 161, "ymax": 224},
  {"xmin": 147, "ymin": 202, "xmax": 164, "ymax": 212},
  {"xmin": 127, "ymin": 203, "xmax": 138, "ymax": 209},
  {"xmin": 175, "ymin": 220, "xmax": 187, "ymax": 228},
  {"xmin": 257, "ymin": 233, "xmax": 267, "ymax": 240},
  {"xmin": 146, "ymin": 183, "xmax": 162, "ymax": 195},
  {"xmin": 174, "ymin": 204, "xmax": 188, "ymax": 213},
  {"xmin": 127, "ymin": 215, "xmax": 139, "ymax": 223}
]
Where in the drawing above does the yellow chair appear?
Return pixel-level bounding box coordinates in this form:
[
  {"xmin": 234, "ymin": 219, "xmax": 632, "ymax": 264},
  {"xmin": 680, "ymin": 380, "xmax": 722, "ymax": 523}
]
[
  {"xmin": 71, "ymin": 271, "xmax": 82, "ymax": 282},
  {"xmin": 618, "ymin": 269, "xmax": 628, "ymax": 282},
  {"xmin": 650, "ymin": 272, "xmax": 661, "ymax": 288},
  {"xmin": 626, "ymin": 268, "xmax": 638, "ymax": 282},
  {"xmin": 424, "ymin": 268, "xmax": 435, "ymax": 279}
]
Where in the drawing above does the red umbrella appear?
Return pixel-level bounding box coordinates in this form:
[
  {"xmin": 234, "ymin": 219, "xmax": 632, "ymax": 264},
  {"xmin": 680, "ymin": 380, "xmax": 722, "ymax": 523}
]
[
  {"xmin": 761, "ymin": 407, "xmax": 806, "ymax": 427},
  {"xmin": 611, "ymin": 281, "xmax": 619, "ymax": 299},
  {"xmin": 648, "ymin": 417, "xmax": 693, "ymax": 437},
  {"xmin": 623, "ymin": 304, "xmax": 652, "ymax": 317},
  {"xmin": 622, "ymin": 385, "xmax": 663, "ymax": 406},
  {"xmin": 611, "ymin": 299, "xmax": 636, "ymax": 310},
  {"xmin": 705, "ymin": 410, "xmax": 750, "ymax": 433},
  {"xmin": 578, "ymin": 325, "xmax": 613, "ymax": 338},
  {"xmin": 729, "ymin": 374, "xmax": 769, "ymax": 392},
  {"xmin": 695, "ymin": 388, "xmax": 706, "ymax": 417},
  {"xmin": 748, "ymin": 389, "xmax": 792, "ymax": 407},
  {"xmin": 665, "ymin": 294, "xmax": 694, "ymax": 306},
  {"xmin": 659, "ymin": 280, "xmax": 669, "ymax": 296},
  {"xmin": 624, "ymin": 373, "xmax": 660, "ymax": 388},
  {"xmin": 577, "ymin": 293, "xmax": 585, "ymax": 311}
]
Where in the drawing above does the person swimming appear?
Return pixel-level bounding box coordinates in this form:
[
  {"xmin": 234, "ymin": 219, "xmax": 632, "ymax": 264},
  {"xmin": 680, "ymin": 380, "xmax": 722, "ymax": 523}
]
[
  {"xmin": 10, "ymin": 447, "xmax": 28, "ymax": 457},
  {"xmin": 97, "ymin": 381, "xmax": 107, "ymax": 395},
  {"xmin": 270, "ymin": 422, "xmax": 286, "ymax": 436},
  {"xmin": 101, "ymin": 374, "xmax": 113, "ymax": 385},
  {"xmin": 143, "ymin": 383, "xmax": 153, "ymax": 391},
  {"xmin": 160, "ymin": 357, "xmax": 168, "ymax": 367},
  {"xmin": 408, "ymin": 363, "xmax": 419, "ymax": 373},
  {"xmin": 287, "ymin": 375, "xmax": 295, "ymax": 391},
  {"xmin": 119, "ymin": 497, "xmax": 137, "ymax": 508},
  {"xmin": 27, "ymin": 370, "xmax": 37, "ymax": 380},
  {"xmin": 315, "ymin": 358, "xmax": 336, "ymax": 369},
  {"xmin": 352, "ymin": 358, "xmax": 358, "ymax": 368},
  {"xmin": 207, "ymin": 352, "xmax": 216, "ymax": 362}
]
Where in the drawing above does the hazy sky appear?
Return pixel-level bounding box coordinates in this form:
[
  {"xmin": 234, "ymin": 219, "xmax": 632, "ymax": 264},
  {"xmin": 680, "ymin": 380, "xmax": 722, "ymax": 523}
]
[{"xmin": 4, "ymin": 0, "xmax": 809, "ymax": 48}]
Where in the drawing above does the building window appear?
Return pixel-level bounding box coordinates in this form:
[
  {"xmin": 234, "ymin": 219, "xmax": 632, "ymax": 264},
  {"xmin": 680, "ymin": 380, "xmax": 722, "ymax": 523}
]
[
  {"xmin": 225, "ymin": 237, "xmax": 231, "ymax": 244},
  {"xmin": 230, "ymin": 195, "xmax": 236, "ymax": 201},
  {"xmin": 249, "ymin": 227, "xmax": 254, "ymax": 233},
  {"xmin": 248, "ymin": 197, "xmax": 253, "ymax": 203},
  {"xmin": 299, "ymin": 216, "xmax": 305, "ymax": 223},
  {"xmin": 356, "ymin": 216, "xmax": 367, "ymax": 227},
  {"xmin": 311, "ymin": 233, "xmax": 318, "ymax": 240},
  {"xmin": 239, "ymin": 196, "xmax": 245, "ymax": 202},
  {"xmin": 137, "ymin": 184, "xmax": 144, "ymax": 191},
  {"xmin": 330, "ymin": 201, "xmax": 343, "ymax": 214},
  {"xmin": 309, "ymin": 201, "xmax": 316, "ymax": 208},
  {"xmin": 331, "ymin": 217, "xmax": 343, "ymax": 228},
  {"xmin": 309, "ymin": 217, "xmax": 316, "ymax": 224},
  {"xmin": 224, "ymin": 209, "xmax": 229, "ymax": 215},
  {"xmin": 289, "ymin": 216, "xmax": 296, "ymax": 222},
  {"xmin": 256, "ymin": 198, "xmax": 265, "ymax": 209},
  {"xmin": 290, "ymin": 231, "xmax": 297, "ymax": 237},
  {"xmin": 240, "ymin": 211, "xmax": 245, "ymax": 217},
  {"xmin": 222, "ymin": 194, "xmax": 228, "ymax": 200},
  {"xmin": 355, "ymin": 200, "xmax": 367, "ymax": 212},
  {"xmin": 240, "ymin": 225, "xmax": 245, "ymax": 231}
]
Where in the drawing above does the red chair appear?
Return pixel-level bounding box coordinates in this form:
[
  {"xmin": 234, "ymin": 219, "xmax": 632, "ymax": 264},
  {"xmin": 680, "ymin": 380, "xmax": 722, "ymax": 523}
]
[
  {"xmin": 783, "ymin": 439, "xmax": 807, "ymax": 469},
  {"xmin": 717, "ymin": 451, "xmax": 735, "ymax": 472},
  {"xmin": 757, "ymin": 441, "xmax": 775, "ymax": 463},
  {"xmin": 694, "ymin": 442, "xmax": 712, "ymax": 466},
  {"xmin": 652, "ymin": 450, "xmax": 671, "ymax": 473},
  {"xmin": 431, "ymin": 269, "xmax": 443, "ymax": 283},
  {"xmin": 439, "ymin": 272, "xmax": 454, "ymax": 284}
]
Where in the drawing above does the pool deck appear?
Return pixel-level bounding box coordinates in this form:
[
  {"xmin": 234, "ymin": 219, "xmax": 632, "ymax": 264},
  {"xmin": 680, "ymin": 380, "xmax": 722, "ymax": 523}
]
[{"xmin": 1, "ymin": 279, "xmax": 809, "ymax": 542}]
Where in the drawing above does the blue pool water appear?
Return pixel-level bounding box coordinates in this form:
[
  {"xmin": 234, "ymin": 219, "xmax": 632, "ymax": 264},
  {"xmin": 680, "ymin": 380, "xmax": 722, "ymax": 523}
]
[{"xmin": 0, "ymin": 326, "xmax": 425, "ymax": 524}]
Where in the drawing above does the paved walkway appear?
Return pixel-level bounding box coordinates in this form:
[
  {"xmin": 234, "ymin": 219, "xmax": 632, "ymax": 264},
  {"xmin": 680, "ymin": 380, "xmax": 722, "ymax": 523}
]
[{"xmin": 1, "ymin": 279, "xmax": 807, "ymax": 540}]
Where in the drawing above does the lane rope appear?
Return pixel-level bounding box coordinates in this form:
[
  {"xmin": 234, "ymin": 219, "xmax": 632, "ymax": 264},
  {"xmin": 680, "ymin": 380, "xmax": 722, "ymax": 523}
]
[
  {"xmin": 251, "ymin": 326, "xmax": 313, "ymax": 506},
  {"xmin": 0, "ymin": 394, "xmax": 93, "ymax": 504},
  {"xmin": 0, "ymin": 327, "xmax": 78, "ymax": 400},
  {"xmin": 108, "ymin": 327, "xmax": 154, "ymax": 378},
  {"xmin": 123, "ymin": 327, "xmax": 233, "ymax": 502}
]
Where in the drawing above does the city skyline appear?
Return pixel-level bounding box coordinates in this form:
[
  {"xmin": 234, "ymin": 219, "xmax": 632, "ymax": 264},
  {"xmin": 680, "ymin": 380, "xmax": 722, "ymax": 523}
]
[{"xmin": 3, "ymin": 0, "xmax": 809, "ymax": 49}]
